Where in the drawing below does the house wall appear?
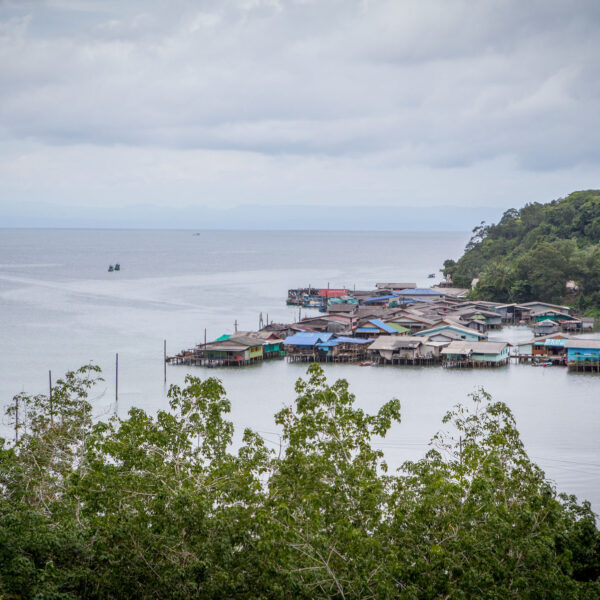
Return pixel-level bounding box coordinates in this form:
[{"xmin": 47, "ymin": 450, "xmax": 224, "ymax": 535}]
[
  {"xmin": 248, "ymin": 345, "xmax": 263, "ymax": 359},
  {"xmin": 567, "ymin": 348, "xmax": 600, "ymax": 362},
  {"xmin": 205, "ymin": 350, "xmax": 229, "ymax": 359},
  {"xmin": 397, "ymin": 349, "xmax": 419, "ymax": 359},
  {"xmin": 424, "ymin": 344, "xmax": 442, "ymax": 358},
  {"xmin": 472, "ymin": 348, "xmax": 509, "ymax": 362}
]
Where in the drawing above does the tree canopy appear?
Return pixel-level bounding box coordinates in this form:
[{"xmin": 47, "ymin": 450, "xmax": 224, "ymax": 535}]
[
  {"xmin": 1, "ymin": 365, "xmax": 599, "ymax": 599},
  {"xmin": 443, "ymin": 190, "xmax": 600, "ymax": 312}
]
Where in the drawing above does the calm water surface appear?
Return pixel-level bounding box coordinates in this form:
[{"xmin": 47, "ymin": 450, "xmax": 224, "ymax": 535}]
[{"xmin": 1, "ymin": 229, "xmax": 599, "ymax": 509}]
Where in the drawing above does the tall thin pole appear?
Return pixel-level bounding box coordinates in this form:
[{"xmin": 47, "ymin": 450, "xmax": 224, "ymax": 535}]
[
  {"xmin": 163, "ymin": 340, "xmax": 167, "ymax": 384},
  {"xmin": 14, "ymin": 395, "xmax": 19, "ymax": 444},
  {"xmin": 49, "ymin": 370, "xmax": 53, "ymax": 426},
  {"xmin": 115, "ymin": 353, "xmax": 119, "ymax": 402}
]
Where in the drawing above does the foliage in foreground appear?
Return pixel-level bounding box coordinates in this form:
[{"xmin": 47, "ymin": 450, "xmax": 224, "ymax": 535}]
[
  {"xmin": 443, "ymin": 189, "xmax": 600, "ymax": 310},
  {"xmin": 1, "ymin": 364, "xmax": 599, "ymax": 599}
]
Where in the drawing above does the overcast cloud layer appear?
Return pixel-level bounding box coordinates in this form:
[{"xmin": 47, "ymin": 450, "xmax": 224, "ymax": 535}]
[{"xmin": 0, "ymin": 0, "xmax": 599, "ymax": 226}]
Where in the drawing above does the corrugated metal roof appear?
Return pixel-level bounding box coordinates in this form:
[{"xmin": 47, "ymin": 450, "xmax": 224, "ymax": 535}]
[
  {"xmin": 395, "ymin": 288, "xmax": 445, "ymax": 295},
  {"xmin": 368, "ymin": 319, "xmax": 397, "ymax": 333},
  {"xmin": 397, "ymin": 296, "xmax": 435, "ymax": 303},
  {"xmin": 442, "ymin": 340, "xmax": 509, "ymax": 355},
  {"xmin": 332, "ymin": 336, "xmax": 374, "ymax": 344},
  {"xmin": 565, "ymin": 339, "xmax": 600, "ymax": 349},
  {"xmin": 385, "ymin": 322, "xmax": 410, "ymax": 333},
  {"xmin": 368, "ymin": 335, "xmax": 423, "ymax": 351},
  {"xmin": 376, "ymin": 282, "xmax": 417, "ymax": 289},
  {"xmin": 415, "ymin": 323, "xmax": 486, "ymax": 338},
  {"xmin": 283, "ymin": 332, "xmax": 334, "ymax": 346},
  {"xmin": 362, "ymin": 295, "xmax": 398, "ymax": 303}
]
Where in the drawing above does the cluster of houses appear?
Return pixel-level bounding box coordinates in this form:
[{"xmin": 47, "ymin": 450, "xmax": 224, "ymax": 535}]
[
  {"xmin": 516, "ymin": 333, "xmax": 600, "ymax": 371},
  {"xmin": 169, "ymin": 331, "xmax": 285, "ymax": 367},
  {"xmin": 169, "ymin": 282, "xmax": 599, "ymax": 371}
]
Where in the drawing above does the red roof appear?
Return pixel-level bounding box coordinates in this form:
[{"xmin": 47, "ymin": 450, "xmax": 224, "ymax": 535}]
[{"xmin": 319, "ymin": 288, "xmax": 348, "ymax": 298}]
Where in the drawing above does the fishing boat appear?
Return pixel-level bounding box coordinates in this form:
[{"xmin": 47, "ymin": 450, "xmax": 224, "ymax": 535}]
[
  {"xmin": 427, "ymin": 273, "xmax": 435, "ymax": 278},
  {"xmin": 359, "ymin": 361, "xmax": 373, "ymax": 367},
  {"xmin": 114, "ymin": 263, "xmax": 120, "ymax": 271},
  {"xmin": 108, "ymin": 265, "xmax": 114, "ymax": 272},
  {"xmin": 532, "ymin": 361, "xmax": 552, "ymax": 367}
]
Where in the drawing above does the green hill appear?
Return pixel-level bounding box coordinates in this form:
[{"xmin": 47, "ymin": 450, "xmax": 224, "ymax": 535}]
[{"xmin": 443, "ymin": 190, "xmax": 600, "ymax": 312}]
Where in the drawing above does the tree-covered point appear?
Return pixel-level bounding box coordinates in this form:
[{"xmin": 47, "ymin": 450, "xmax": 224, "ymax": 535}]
[
  {"xmin": 443, "ymin": 190, "xmax": 600, "ymax": 311},
  {"xmin": 1, "ymin": 365, "xmax": 599, "ymax": 599}
]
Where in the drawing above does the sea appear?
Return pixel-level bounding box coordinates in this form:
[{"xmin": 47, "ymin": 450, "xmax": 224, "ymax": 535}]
[{"xmin": 1, "ymin": 229, "xmax": 599, "ymax": 510}]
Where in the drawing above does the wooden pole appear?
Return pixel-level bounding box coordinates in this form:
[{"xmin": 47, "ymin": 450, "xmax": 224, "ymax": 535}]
[
  {"xmin": 163, "ymin": 340, "xmax": 167, "ymax": 384},
  {"xmin": 49, "ymin": 370, "xmax": 53, "ymax": 426},
  {"xmin": 14, "ymin": 395, "xmax": 19, "ymax": 444},
  {"xmin": 115, "ymin": 353, "xmax": 119, "ymax": 402}
]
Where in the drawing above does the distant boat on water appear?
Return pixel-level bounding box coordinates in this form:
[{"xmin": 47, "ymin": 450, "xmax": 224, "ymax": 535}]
[
  {"xmin": 108, "ymin": 265, "xmax": 114, "ymax": 272},
  {"xmin": 428, "ymin": 273, "xmax": 435, "ymax": 278},
  {"xmin": 114, "ymin": 263, "xmax": 120, "ymax": 271}
]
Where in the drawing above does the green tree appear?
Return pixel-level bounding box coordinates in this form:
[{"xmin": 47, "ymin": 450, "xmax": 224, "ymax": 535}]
[
  {"xmin": 0, "ymin": 365, "xmax": 102, "ymax": 599},
  {"xmin": 444, "ymin": 190, "xmax": 600, "ymax": 308},
  {"xmin": 1, "ymin": 366, "xmax": 599, "ymax": 599},
  {"xmin": 389, "ymin": 388, "xmax": 600, "ymax": 599},
  {"xmin": 264, "ymin": 363, "xmax": 401, "ymax": 599}
]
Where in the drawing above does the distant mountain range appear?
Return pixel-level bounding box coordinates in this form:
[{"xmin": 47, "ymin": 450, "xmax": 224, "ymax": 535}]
[{"xmin": 2, "ymin": 202, "xmax": 504, "ymax": 231}]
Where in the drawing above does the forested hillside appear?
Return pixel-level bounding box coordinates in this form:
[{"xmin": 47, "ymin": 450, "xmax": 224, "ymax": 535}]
[
  {"xmin": 443, "ymin": 190, "xmax": 600, "ymax": 311},
  {"xmin": 1, "ymin": 366, "xmax": 599, "ymax": 599}
]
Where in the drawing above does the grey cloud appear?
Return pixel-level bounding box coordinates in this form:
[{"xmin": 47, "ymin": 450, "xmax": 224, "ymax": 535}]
[{"xmin": 0, "ymin": 0, "xmax": 599, "ymax": 179}]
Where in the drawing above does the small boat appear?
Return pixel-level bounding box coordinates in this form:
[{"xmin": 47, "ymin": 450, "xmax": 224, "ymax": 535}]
[
  {"xmin": 532, "ymin": 361, "xmax": 552, "ymax": 367},
  {"xmin": 114, "ymin": 263, "xmax": 120, "ymax": 271},
  {"xmin": 427, "ymin": 273, "xmax": 435, "ymax": 278},
  {"xmin": 108, "ymin": 265, "xmax": 114, "ymax": 272},
  {"xmin": 359, "ymin": 361, "xmax": 373, "ymax": 367}
]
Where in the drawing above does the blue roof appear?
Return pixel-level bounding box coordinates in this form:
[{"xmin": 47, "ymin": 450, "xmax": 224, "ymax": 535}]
[
  {"xmin": 395, "ymin": 288, "xmax": 444, "ymax": 296},
  {"xmin": 283, "ymin": 332, "xmax": 334, "ymax": 346},
  {"xmin": 317, "ymin": 336, "xmax": 374, "ymax": 348},
  {"xmin": 362, "ymin": 295, "xmax": 397, "ymax": 303},
  {"xmin": 332, "ymin": 336, "xmax": 374, "ymax": 344},
  {"xmin": 365, "ymin": 319, "xmax": 396, "ymax": 333}
]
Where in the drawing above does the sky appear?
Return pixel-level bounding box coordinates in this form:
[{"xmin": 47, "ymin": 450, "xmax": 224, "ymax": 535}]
[{"xmin": 0, "ymin": 0, "xmax": 599, "ymax": 228}]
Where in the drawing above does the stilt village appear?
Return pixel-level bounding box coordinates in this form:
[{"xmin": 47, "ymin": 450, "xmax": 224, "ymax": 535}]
[{"xmin": 169, "ymin": 282, "xmax": 600, "ymax": 372}]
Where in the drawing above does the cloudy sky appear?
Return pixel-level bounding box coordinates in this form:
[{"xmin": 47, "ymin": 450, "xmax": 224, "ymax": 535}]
[{"xmin": 1, "ymin": 0, "xmax": 599, "ymax": 227}]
